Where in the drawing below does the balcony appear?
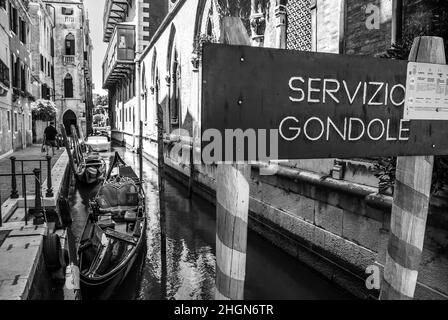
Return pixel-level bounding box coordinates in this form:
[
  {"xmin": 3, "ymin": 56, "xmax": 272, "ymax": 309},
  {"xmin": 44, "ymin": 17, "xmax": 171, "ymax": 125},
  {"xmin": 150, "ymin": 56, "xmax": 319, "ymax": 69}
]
[
  {"xmin": 103, "ymin": 0, "xmax": 132, "ymax": 42},
  {"xmin": 63, "ymin": 55, "xmax": 75, "ymax": 66},
  {"xmin": 102, "ymin": 24, "xmax": 135, "ymax": 89}
]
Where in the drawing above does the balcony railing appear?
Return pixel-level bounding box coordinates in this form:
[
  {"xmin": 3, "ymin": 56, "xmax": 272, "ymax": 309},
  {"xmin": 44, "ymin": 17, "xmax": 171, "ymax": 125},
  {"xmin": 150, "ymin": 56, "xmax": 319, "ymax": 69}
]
[
  {"xmin": 63, "ymin": 55, "xmax": 75, "ymax": 66},
  {"xmin": 65, "ymin": 16, "xmax": 75, "ymax": 24},
  {"xmin": 102, "ymin": 24, "xmax": 135, "ymax": 89}
]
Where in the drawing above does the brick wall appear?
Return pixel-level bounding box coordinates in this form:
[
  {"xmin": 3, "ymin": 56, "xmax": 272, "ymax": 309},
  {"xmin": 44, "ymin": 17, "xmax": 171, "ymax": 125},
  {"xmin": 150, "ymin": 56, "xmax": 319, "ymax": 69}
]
[{"xmin": 344, "ymin": 0, "xmax": 392, "ymax": 56}]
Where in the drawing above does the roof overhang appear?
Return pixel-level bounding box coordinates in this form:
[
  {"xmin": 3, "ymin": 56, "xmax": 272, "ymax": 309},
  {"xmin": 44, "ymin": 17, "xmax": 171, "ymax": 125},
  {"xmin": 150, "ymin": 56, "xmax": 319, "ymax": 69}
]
[{"xmin": 103, "ymin": 0, "xmax": 132, "ymax": 42}]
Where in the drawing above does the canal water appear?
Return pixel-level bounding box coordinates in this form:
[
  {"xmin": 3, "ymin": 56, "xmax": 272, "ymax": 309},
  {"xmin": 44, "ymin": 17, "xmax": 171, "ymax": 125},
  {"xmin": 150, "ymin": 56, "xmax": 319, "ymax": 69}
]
[{"xmin": 68, "ymin": 146, "xmax": 351, "ymax": 300}]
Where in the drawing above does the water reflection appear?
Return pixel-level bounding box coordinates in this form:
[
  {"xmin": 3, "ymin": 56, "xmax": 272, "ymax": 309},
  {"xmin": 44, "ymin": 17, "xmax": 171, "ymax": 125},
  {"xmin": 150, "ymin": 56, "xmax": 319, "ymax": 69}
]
[{"xmin": 68, "ymin": 146, "xmax": 351, "ymax": 300}]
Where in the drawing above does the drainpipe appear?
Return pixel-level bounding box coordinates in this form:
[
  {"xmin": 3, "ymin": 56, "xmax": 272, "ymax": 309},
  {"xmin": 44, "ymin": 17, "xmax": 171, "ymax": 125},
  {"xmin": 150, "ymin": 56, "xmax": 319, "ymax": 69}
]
[{"xmin": 391, "ymin": 0, "xmax": 403, "ymax": 45}]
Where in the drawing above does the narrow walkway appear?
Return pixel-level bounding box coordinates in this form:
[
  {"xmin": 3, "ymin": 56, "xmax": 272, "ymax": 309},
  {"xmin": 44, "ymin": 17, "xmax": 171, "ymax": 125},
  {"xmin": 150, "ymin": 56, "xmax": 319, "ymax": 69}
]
[{"xmin": 0, "ymin": 145, "xmax": 63, "ymax": 205}]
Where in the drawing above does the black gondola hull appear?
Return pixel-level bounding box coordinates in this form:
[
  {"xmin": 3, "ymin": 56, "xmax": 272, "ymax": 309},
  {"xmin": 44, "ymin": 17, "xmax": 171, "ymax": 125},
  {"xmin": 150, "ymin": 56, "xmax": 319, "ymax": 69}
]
[{"xmin": 80, "ymin": 219, "xmax": 146, "ymax": 300}]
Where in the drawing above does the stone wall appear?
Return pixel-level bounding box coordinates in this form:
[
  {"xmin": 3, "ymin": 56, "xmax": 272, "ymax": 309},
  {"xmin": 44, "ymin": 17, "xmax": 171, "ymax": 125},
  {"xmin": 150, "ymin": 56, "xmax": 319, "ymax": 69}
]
[{"xmin": 344, "ymin": 0, "xmax": 392, "ymax": 56}]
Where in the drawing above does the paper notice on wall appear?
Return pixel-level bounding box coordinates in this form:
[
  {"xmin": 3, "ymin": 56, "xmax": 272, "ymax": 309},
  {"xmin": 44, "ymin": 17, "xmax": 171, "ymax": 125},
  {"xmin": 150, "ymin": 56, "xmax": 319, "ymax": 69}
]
[{"xmin": 404, "ymin": 62, "xmax": 448, "ymax": 120}]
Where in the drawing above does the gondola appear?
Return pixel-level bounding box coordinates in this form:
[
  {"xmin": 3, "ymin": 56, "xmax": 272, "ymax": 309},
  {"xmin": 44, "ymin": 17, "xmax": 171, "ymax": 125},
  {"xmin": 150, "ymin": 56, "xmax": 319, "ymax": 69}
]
[
  {"xmin": 78, "ymin": 152, "xmax": 147, "ymax": 300},
  {"xmin": 76, "ymin": 151, "xmax": 107, "ymax": 185},
  {"xmin": 85, "ymin": 131, "xmax": 111, "ymax": 152}
]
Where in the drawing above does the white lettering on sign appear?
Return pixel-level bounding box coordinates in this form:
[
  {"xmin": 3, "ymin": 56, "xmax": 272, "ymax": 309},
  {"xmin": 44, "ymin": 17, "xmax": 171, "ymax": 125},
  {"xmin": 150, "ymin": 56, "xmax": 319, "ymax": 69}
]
[
  {"xmin": 288, "ymin": 77, "xmax": 405, "ymax": 106},
  {"xmin": 278, "ymin": 116, "xmax": 410, "ymax": 143},
  {"xmin": 404, "ymin": 62, "xmax": 448, "ymax": 120},
  {"xmin": 283, "ymin": 75, "xmax": 409, "ymax": 143}
]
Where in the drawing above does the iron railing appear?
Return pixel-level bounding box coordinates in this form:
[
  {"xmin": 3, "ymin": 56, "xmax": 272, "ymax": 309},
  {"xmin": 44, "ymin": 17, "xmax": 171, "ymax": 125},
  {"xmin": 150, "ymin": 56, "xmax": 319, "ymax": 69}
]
[
  {"xmin": 9, "ymin": 156, "xmax": 54, "ymax": 199},
  {"xmin": 0, "ymin": 168, "xmax": 44, "ymax": 227}
]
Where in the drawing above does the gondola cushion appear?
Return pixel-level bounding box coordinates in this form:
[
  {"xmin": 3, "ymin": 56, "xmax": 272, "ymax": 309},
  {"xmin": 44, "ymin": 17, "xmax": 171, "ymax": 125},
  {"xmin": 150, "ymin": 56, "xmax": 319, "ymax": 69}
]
[{"xmin": 96, "ymin": 182, "xmax": 139, "ymax": 214}]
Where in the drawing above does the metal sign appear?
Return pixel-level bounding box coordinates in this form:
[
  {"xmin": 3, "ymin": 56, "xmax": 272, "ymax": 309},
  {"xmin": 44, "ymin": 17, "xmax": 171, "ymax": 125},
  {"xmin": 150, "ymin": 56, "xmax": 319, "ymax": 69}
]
[{"xmin": 201, "ymin": 43, "xmax": 448, "ymax": 161}]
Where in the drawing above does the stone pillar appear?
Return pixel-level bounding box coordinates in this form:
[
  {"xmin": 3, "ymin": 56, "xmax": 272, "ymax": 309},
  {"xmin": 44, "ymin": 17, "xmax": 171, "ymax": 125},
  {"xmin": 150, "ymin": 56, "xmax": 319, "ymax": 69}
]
[
  {"xmin": 250, "ymin": 0, "xmax": 266, "ymax": 47},
  {"xmin": 275, "ymin": 0, "xmax": 287, "ymax": 49}
]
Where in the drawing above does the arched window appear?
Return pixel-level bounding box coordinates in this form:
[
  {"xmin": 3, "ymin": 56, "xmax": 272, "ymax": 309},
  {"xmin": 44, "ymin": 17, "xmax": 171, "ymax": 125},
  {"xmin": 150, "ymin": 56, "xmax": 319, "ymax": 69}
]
[
  {"xmin": 65, "ymin": 33, "xmax": 75, "ymax": 55},
  {"xmin": 151, "ymin": 50, "xmax": 158, "ymax": 126},
  {"xmin": 142, "ymin": 63, "xmax": 147, "ymax": 122},
  {"xmin": 206, "ymin": 17, "xmax": 213, "ymax": 37},
  {"xmin": 64, "ymin": 74, "xmax": 73, "ymax": 98},
  {"xmin": 170, "ymin": 49, "xmax": 180, "ymax": 125}
]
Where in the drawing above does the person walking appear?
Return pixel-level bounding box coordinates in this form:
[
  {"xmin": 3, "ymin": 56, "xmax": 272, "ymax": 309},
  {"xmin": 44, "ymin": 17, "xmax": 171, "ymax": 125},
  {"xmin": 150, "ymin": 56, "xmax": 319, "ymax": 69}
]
[{"xmin": 44, "ymin": 121, "xmax": 58, "ymax": 156}]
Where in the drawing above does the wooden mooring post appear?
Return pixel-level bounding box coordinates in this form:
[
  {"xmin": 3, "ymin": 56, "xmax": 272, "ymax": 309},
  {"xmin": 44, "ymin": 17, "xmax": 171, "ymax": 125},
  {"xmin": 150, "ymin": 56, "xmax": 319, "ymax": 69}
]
[
  {"xmin": 214, "ymin": 17, "xmax": 252, "ymax": 301},
  {"xmin": 60, "ymin": 124, "xmax": 77, "ymax": 174},
  {"xmin": 139, "ymin": 121, "xmax": 143, "ymax": 184},
  {"xmin": 10, "ymin": 157, "xmax": 19, "ymax": 199},
  {"xmin": 0, "ymin": 194, "xmax": 2, "ymax": 227},
  {"xmin": 380, "ymin": 36, "xmax": 446, "ymax": 299}
]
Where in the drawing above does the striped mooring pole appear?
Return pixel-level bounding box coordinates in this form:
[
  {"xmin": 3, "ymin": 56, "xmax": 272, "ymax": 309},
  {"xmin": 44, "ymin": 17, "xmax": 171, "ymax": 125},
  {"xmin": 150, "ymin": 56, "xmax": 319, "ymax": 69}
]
[
  {"xmin": 214, "ymin": 17, "xmax": 251, "ymax": 300},
  {"xmin": 380, "ymin": 36, "xmax": 446, "ymax": 299}
]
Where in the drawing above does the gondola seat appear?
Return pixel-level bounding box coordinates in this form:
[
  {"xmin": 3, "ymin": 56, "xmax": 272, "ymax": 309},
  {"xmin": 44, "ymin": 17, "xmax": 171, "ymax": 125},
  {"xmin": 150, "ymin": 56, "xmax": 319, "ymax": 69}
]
[{"xmin": 96, "ymin": 181, "xmax": 140, "ymax": 216}]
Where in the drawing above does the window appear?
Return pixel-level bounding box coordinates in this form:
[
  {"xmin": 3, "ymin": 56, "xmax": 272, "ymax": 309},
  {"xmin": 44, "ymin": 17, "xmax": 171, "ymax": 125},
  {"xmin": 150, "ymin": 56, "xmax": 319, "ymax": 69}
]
[
  {"xmin": 11, "ymin": 56, "xmax": 20, "ymax": 89},
  {"xmin": 7, "ymin": 110, "xmax": 11, "ymax": 132},
  {"xmin": 64, "ymin": 74, "xmax": 73, "ymax": 98},
  {"xmin": 20, "ymin": 64, "xmax": 26, "ymax": 92},
  {"xmin": 0, "ymin": 110, "xmax": 2, "ymax": 134},
  {"xmin": 51, "ymin": 36, "xmax": 54, "ymax": 57},
  {"xmin": 0, "ymin": 59, "xmax": 9, "ymax": 87},
  {"xmin": 61, "ymin": 7, "xmax": 73, "ymax": 15},
  {"xmin": 0, "ymin": 0, "xmax": 6, "ymax": 10},
  {"xmin": 10, "ymin": 5, "xmax": 18, "ymax": 34},
  {"xmin": 40, "ymin": 55, "xmax": 44, "ymax": 72},
  {"xmin": 29, "ymin": 114, "xmax": 31, "ymax": 130},
  {"xmin": 41, "ymin": 84, "xmax": 51, "ymax": 100},
  {"xmin": 65, "ymin": 33, "xmax": 75, "ymax": 55},
  {"xmin": 14, "ymin": 112, "xmax": 18, "ymax": 132},
  {"xmin": 19, "ymin": 19, "xmax": 26, "ymax": 43},
  {"xmin": 170, "ymin": 50, "xmax": 180, "ymax": 125}
]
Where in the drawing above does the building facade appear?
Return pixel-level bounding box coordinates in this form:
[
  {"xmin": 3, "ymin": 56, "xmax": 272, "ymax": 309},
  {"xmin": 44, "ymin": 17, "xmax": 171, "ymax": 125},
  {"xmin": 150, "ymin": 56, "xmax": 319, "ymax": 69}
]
[
  {"xmin": 28, "ymin": 0, "xmax": 55, "ymax": 103},
  {"xmin": 102, "ymin": 0, "xmax": 167, "ymax": 149},
  {"xmin": 108, "ymin": 0, "xmax": 448, "ymax": 299},
  {"xmin": 43, "ymin": 0, "xmax": 93, "ymax": 137},
  {"xmin": 0, "ymin": 0, "xmax": 13, "ymax": 158},
  {"xmin": 28, "ymin": 0, "xmax": 55, "ymax": 143},
  {"xmin": 9, "ymin": 0, "xmax": 34, "ymax": 151}
]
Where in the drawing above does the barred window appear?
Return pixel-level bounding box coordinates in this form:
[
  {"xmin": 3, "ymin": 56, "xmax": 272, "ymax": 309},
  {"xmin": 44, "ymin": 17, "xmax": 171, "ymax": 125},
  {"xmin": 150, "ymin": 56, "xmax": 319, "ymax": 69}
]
[{"xmin": 0, "ymin": 59, "xmax": 10, "ymax": 87}]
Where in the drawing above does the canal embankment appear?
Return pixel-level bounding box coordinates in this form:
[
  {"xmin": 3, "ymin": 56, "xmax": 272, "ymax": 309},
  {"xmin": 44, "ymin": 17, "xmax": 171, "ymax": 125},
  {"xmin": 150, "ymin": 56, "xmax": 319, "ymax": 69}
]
[{"xmin": 0, "ymin": 145, "xmax": 72, "ymax": 300}]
